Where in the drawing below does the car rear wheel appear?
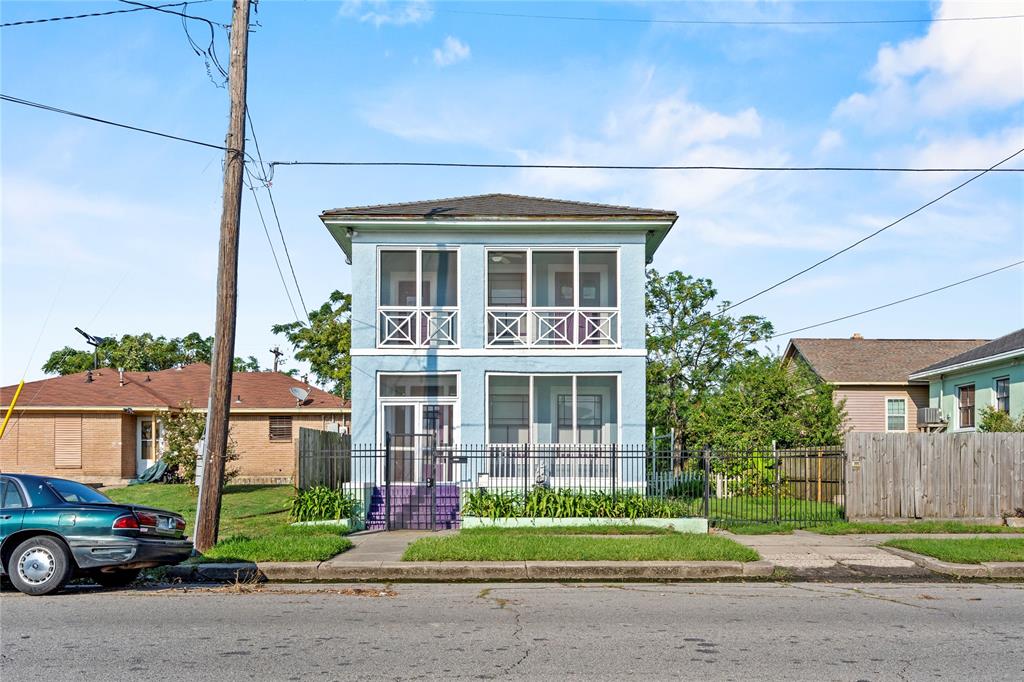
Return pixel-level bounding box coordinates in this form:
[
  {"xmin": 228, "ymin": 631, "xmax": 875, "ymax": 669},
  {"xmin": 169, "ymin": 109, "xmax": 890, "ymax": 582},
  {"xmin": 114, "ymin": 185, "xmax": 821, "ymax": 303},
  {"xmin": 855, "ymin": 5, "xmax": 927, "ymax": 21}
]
[
  {"xmin": 7, "ymin": 536, "xmax": 73, "ymax": 596},
  {"xmin": 92, "ymin": 569, "xmax": 142, "ymax": 589}
]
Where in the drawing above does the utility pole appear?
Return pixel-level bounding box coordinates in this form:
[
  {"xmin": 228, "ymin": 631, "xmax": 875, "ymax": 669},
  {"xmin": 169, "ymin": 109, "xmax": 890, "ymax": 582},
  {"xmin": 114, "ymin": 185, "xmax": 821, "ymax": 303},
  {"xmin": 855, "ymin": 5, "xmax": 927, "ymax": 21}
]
[
  {"xmin": 269, "ymin": 345, "xmax": 283, "ymax": 372},
  {"xmin": 195, "ymin": 0, "xmax": 251, "ymax": 553}
]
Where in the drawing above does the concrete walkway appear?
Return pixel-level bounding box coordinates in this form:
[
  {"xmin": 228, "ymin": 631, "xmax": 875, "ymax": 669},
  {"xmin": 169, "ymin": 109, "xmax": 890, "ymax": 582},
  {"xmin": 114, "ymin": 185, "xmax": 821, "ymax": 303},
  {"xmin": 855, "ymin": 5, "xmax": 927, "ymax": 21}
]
[
  {"xmin": 326, "ymin": 530, "xmax": 440, "ymax": 564},
  {"xmin": 719, "ymin": 529, "xmax": 1023, "ymax": 579}
]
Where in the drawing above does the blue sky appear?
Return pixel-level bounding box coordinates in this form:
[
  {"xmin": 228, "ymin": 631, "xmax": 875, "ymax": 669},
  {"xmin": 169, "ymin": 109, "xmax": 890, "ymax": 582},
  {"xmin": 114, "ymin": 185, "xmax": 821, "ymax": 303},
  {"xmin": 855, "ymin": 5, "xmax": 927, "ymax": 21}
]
[{"xmin": 2, "ymin": 0, "xmax": 1022, "ymax": 386}]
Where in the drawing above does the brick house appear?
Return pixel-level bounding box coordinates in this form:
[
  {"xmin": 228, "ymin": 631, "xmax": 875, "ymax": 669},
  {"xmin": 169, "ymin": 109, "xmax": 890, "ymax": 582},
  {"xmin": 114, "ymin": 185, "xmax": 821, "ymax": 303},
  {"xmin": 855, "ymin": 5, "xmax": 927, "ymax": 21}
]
[
  {"xmin": 783, "ymin": 335, "xmax": 987, "ymax": 433},
  {"xmin": 0, "ymin": 364, "xmax": 349, "ymax": 485}
]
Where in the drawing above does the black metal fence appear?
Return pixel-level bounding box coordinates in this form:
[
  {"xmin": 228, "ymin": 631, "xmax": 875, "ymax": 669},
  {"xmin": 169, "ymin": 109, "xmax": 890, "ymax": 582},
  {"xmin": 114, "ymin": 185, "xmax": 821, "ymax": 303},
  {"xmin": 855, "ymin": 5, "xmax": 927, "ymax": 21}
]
[{"xmin": 295, "ymin": 429, "xmax": 845, "ymax": 529}]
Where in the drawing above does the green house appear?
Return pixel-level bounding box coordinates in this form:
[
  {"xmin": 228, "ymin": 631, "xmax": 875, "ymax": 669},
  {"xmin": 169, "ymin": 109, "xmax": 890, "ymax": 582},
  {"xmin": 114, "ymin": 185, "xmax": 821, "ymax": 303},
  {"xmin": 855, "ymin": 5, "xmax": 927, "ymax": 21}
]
[{"xmin": 908, "ymin": 328, "xmax": 1024, "ymax": 431}]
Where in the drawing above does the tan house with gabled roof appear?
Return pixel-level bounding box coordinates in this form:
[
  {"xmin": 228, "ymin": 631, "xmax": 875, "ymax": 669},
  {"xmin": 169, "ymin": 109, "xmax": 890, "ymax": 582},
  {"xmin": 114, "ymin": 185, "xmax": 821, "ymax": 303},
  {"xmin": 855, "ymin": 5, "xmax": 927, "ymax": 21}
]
[
  {"xmin": 0, "ymin": 364, "xmax": 350, "ymax": 485},
  {"xmin": 783, "ymin": 335, "xmax": 988, "ymax": 433}
]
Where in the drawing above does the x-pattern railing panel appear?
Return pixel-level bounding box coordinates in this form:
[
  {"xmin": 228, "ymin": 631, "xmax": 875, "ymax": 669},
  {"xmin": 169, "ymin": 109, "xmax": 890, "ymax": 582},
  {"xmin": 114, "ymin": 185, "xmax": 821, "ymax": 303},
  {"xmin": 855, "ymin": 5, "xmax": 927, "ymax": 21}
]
[{"xmin": 485, "ymin": 309, "xmax": 620, "ymax": 348}]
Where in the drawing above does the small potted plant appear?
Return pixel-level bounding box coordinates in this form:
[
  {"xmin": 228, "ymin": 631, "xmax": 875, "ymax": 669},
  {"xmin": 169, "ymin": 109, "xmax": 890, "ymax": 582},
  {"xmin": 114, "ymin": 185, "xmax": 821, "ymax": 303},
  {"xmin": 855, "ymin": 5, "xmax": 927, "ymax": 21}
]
[{"xmin": 1004, "ymin": 508, "xmax": 1024, "ymax": 529}]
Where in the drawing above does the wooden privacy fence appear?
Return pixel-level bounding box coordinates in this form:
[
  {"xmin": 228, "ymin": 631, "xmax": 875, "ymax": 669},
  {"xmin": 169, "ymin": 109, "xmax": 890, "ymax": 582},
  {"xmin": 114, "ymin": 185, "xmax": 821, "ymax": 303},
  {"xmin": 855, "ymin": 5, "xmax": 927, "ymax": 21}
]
[
  {"xmin": 295, "ymin": 427, "xmax": 351, "ymax": 490},
  {"xmin": 845, "ymin": 432, "xmax": 1024, "ymax": 520},
  {"xmin": 777, "ymin": 447, "xmax": 844, "ymax": 503}
]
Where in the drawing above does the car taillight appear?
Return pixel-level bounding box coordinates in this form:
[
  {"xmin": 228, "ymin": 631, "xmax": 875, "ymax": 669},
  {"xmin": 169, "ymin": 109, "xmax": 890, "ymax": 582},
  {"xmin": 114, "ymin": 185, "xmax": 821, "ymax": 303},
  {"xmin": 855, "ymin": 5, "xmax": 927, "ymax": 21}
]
[
  {"xmin": 175, "ymin": 518, "xmax": 186, "ymax": 531},
  {"xmin": 135, "ymin": 512, "xmax": 158, "ymax": 527},
  {"xmin": 113, "ymin": 515, "xmax": 139, "ymax": 529}
]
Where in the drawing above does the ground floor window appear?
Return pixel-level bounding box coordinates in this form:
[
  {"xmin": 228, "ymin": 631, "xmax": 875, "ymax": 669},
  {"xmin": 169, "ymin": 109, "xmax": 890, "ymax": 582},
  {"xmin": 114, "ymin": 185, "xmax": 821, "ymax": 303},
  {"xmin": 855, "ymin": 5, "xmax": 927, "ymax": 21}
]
[
  {"xmin": 958, "ymin": 384, "xmax": 976, "ymax": 429},
  {"xmin": 486, "ymin": 373, "xmax": 619, "ymax": 445},
  {"xmin": 995, "ymin": 377, "xmax": 1010, "ymax": 414},
  {"xmin": 886, "ymin": 398, "xmax": 907, "ymax": 432}
]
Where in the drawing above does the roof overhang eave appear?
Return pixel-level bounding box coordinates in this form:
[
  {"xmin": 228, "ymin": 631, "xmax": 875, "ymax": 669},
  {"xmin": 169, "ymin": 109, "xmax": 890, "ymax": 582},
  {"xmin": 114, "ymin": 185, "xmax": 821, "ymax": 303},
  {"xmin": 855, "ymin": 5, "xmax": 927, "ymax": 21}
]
[
  {"xmin": 909, "ymin": 348, "xmax": 1024, "ymax": 381},
  {"xmin": 319, "ymin": 216, "xmax": 677, "ymax": 262}
]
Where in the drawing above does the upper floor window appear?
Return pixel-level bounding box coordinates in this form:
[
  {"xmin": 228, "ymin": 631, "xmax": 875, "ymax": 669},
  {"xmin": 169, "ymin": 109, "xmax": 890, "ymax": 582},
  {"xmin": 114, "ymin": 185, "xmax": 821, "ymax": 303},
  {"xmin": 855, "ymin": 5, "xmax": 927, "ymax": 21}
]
[
  {"xmin": 486, "ymin": 248, "xmax": 619, "ymax": 348},
  {"xmin": 995, "ymin": 377, "xmax": 1010, "ymax": 414},
  {"xmin": 378, "ymin": 248, "xmax": 458, "ymax": 347},
  {"xmin": 958, "ymin": 384, "xmax": 975, "ymax": 429}
]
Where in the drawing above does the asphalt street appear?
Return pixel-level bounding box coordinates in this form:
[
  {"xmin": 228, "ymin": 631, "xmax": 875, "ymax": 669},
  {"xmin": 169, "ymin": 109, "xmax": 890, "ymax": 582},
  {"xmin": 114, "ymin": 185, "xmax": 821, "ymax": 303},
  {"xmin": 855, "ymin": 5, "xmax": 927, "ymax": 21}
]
[{"xmin": 2, "ymin": 581, "xmax": 1022, "ymax": 681}]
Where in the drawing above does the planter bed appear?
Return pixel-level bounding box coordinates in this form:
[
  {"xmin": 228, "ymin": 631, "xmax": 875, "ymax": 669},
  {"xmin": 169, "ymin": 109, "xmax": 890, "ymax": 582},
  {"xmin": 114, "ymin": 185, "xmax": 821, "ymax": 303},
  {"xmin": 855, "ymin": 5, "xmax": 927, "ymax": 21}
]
[
  {"xmin": 290, "ymin": 518, "xmax": 363, "ymax": 531},
  {"xmin": 461, "ymin": 516, "xmax": 708, "ymax": 533}
]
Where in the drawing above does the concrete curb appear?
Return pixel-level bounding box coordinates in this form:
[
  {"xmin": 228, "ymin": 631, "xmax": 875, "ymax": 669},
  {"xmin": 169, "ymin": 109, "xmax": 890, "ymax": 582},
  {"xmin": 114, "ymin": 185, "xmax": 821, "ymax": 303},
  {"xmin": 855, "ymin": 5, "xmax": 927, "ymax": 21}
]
[
  {"xmin": 881, "ymin": 547, "xmax": 1024, "ymax": 578},
  {"xmin": 166, "ymin": 562, "xmax": 262, "ymax": 583},
  {"xmin": 168, "ymin": 559, "xmax": 774, "ymax": 583}
]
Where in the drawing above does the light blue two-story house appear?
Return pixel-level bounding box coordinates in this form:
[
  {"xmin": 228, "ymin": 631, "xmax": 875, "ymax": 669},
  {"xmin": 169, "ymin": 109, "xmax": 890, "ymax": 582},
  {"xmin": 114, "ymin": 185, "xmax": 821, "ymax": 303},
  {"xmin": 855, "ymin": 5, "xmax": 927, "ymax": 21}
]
[{"xmin": 320, "ymin": 194, "xmax": 677, "ymax": 526}]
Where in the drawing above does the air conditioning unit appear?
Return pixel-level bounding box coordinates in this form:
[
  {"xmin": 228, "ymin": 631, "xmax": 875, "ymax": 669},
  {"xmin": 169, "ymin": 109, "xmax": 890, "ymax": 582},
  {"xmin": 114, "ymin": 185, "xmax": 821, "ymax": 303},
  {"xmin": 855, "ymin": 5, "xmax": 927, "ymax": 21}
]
[{"xmin": 917, "ymin": 407, "xmax": 945, "ymax": 425}]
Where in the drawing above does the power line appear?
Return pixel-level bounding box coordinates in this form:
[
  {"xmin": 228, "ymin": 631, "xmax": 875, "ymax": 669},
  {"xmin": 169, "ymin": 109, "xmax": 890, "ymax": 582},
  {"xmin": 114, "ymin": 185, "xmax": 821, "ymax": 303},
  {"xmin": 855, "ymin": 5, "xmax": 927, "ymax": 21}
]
[
  {"xmin": 246, "ymin": 111, "xmax": 311, "ymax": 325},
  {"xmin": 267, "ymin": 160, "xmax": 1024, "ymax": 177},
  {"xmin": 247, "ymin": 182, "xmax": 301, "ymax": 323},
  {"xmin": 0, "ymin": 1, "xmax": 193, "ymax": 28},
  {"xmin": 437, "ymin": 8, "xmax": 1024, "ymax": 26},
  {"xmin": 118, "ymin": 0, "xmax": 230, "ymax": 86},
  {"xmin": 1, "ymin": 93, "xmax": 229, "ymax": 152},
  {"xmin": 719, "ymin": 146, "xmax": 1024, "ymax": 315},
  {"xmin": 770, "ymin": 260, "xmax": 1024, "ymax": 339}
]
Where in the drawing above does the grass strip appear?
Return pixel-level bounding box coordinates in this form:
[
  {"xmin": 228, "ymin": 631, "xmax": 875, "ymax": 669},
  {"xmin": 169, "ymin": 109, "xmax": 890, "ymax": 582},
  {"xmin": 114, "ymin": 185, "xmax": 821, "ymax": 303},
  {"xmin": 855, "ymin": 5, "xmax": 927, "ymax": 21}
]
[
  {"xmin": 403, "ymin": 529, "xmax": 759, "ymax": 562},
  {"xmin": 815, "ymin": 520, "xmax": 1024, "ymax": 535},
  {"xmin": 462, "ymin": 525, "xmax": 675, "ymax": 536},
  {"xmin": 107, "ymin": 483, "xmax": 353, "ymax": 562},
  {"xmin": 884, "ymin": 538, "xmax": 1024, "ymax": 564}
]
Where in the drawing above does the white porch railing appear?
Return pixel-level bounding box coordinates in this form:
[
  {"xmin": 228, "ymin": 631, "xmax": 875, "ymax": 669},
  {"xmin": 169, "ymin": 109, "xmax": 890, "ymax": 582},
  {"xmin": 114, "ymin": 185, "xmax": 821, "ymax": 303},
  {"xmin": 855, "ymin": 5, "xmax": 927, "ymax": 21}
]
[
  {"xmin": 378, "ymin": 309, "xmax": 458, "ymax": 347},
  {"xmin": 486, "ymin": 309, "xmax": 619, "ymax": 348}
]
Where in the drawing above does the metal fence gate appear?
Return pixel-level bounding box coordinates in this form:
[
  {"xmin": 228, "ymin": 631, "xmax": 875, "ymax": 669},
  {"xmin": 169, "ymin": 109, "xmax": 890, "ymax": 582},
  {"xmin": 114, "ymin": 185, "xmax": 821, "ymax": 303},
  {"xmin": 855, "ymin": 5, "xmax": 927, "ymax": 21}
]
[{"xmin": 383, "ymin": 433, "xmax": 461, "ymax": 530}]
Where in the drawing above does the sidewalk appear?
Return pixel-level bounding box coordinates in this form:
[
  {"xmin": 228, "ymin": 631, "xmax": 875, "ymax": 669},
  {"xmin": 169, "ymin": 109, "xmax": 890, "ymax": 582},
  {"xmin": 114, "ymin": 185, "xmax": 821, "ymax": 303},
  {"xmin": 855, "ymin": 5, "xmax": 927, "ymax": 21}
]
[
  {"xmin": 165, "ymin": 529, "xmax": 1024, "ymax": 583},
  {"xmin": 721, "ymin": 530, "xmax": 928, "ymax": 578}
]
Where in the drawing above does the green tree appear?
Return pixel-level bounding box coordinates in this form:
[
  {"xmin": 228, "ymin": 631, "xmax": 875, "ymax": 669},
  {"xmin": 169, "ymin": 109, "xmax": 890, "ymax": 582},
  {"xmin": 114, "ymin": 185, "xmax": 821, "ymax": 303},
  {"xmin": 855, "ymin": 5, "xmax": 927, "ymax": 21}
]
[
  {"xmin": 687, "ymin": 354, "xmax": 846, "ymax": 451},
  {"xmin": 41, "ymin": 333, "xmax": 262, "ymax": 375},
  {"xmin": 978, "ymin": 405, "xmax": 1024, "ymax": 432},
  {"xmin": 272, "ymin": 290, "xmax": 351, "ymax": 397},
  {"xmin": 645, "ymin": 269, "xmax": 773, "ymax": 448}
]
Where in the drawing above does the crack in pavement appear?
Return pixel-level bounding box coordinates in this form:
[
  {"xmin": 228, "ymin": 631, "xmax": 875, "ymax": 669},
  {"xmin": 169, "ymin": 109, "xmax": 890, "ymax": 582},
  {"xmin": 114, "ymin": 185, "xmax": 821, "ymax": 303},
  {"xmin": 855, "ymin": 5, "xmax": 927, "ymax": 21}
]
[{"xmin": 475, "ymin": 587, "xmax": 529, "ymax": 676}]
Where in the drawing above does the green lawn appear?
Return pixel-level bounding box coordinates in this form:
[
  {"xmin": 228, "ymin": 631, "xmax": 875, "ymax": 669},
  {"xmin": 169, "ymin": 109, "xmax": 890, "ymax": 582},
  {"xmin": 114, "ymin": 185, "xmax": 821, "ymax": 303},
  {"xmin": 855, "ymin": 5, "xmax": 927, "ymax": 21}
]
[
  {"xmin": 815, "ymin": 520, "xmax": 1024, "ymax": 535},
  {"xmin": 885, "ymin": 538, "xmax": 1024, "ymax": 564},
  {"xmin": 707, "ymin": 496, "xmax": 843, "ymax": 523},
  {"xmin": 106, "ymin": 484, "xmax": 352, "ymax": 563},
  {"xmin": 403, "ymin": 527, "xmax": 759, "ymax": 562}
]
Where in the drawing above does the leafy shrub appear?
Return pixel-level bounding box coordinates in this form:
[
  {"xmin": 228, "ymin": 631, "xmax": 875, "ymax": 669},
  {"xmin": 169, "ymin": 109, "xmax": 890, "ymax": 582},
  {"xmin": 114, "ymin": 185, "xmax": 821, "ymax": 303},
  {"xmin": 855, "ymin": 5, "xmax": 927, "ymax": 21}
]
[
  {"xmin": 462, "ymin": 488, "xmax": 693, "ymax": 520},
  {"xmin": 663, "ymin": 473, "xmax": 706, "ymax": 499},
  {"xmin": 289, "ymin": 486, "xmax": 361, "ymax": 522},
  {"xmin": 160, "ymin": 401, "xmax": 239, "ymax": 485},
  {"xmin": 978, "ymin": 406, "xmax": 1024, "ymax": 433}
]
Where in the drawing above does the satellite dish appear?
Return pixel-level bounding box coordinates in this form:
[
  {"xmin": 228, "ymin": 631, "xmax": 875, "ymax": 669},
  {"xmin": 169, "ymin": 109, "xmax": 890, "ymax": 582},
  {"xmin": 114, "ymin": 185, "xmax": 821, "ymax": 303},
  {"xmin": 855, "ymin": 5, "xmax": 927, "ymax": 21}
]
[{"xmin": 290, "ymin": 386, "xmax": 310, "ymax": 403}]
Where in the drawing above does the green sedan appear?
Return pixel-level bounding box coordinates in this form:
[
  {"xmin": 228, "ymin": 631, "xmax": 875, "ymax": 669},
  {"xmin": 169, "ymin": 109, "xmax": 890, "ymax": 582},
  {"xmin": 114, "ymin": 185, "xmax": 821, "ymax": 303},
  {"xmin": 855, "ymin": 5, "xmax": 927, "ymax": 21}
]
[{"xmin": 1, "ymin": 473, "xmax": 192, "ymax": 595}]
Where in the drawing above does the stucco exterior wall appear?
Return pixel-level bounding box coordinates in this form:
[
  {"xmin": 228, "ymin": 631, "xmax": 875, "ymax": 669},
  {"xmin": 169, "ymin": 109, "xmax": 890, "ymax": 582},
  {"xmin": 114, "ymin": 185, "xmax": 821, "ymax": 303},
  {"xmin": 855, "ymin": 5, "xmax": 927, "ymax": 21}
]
[
  {"xmin": 927, "ymin": 358, "xmax": 1024, "ymax": 430},
  {"xmin": 833, "ymin": 385, "xmax": 929, "ymax": 432},
  {"xmin": 349, "ymin": 228, "xmax": 649, "ymax": 446}
]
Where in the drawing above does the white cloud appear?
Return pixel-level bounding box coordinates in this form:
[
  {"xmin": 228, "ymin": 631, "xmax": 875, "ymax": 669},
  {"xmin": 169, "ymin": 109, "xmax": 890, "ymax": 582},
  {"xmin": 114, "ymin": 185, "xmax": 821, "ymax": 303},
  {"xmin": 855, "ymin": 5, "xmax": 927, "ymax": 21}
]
[
  {"xmin": 432, "ymin": 36, "xmax": 470, "ymax": 67},
  {"xmin": 835, "ymin": 1, "xmax": 1024, "ymax": 126},
  {"xmin": 338, "ymin": 0, "xmax": 432, "ymax": 27},
  {"xmin": 815, "ymin": 129, "xmax": 844, "ymax": 154}
]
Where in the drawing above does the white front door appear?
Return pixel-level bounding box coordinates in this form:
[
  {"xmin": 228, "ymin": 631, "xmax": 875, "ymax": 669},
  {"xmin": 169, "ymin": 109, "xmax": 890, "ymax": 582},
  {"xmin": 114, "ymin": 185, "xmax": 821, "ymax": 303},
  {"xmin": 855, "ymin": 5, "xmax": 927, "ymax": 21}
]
[{"xmin": 136, "ymin": 417, "xmax": 163, "ymax": 476}]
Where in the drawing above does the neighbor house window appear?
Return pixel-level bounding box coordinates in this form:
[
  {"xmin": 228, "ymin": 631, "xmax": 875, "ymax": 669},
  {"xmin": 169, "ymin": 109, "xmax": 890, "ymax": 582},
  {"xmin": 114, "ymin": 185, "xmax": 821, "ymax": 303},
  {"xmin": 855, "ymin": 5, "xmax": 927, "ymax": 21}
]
[
  {"xmin": 54, "ymin": 414, "xmax": 82, "ymax": 468},
  {"xmin": 269, "ymin": 416, "xmax": 293, "ymax": 441},
  {"xmin": 958, "ymin": 384, "xmax": 976, "ymax": 429},
  {"xmin": 995, "ymin": 377, "xmax": 1010, "ymax": 414},
  {"xmin": 886, "ymin": 398, "xmax": 907, "ymax": 432},
  {"xmin": 378, "ymin": 248, "xmax": 458, "ymax": 347}
]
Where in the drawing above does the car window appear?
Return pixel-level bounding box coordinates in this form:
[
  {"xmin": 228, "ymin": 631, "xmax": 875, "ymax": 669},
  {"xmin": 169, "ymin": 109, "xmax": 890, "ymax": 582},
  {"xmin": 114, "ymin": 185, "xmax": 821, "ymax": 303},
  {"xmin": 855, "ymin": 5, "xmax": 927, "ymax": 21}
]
[
  {"xmin": 1, "ymin": 480, "xmax": 26, "ymax": 509},
  {"xmin": 45, "ymin": 479, "xmax": 113, "ymax": 504}
]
